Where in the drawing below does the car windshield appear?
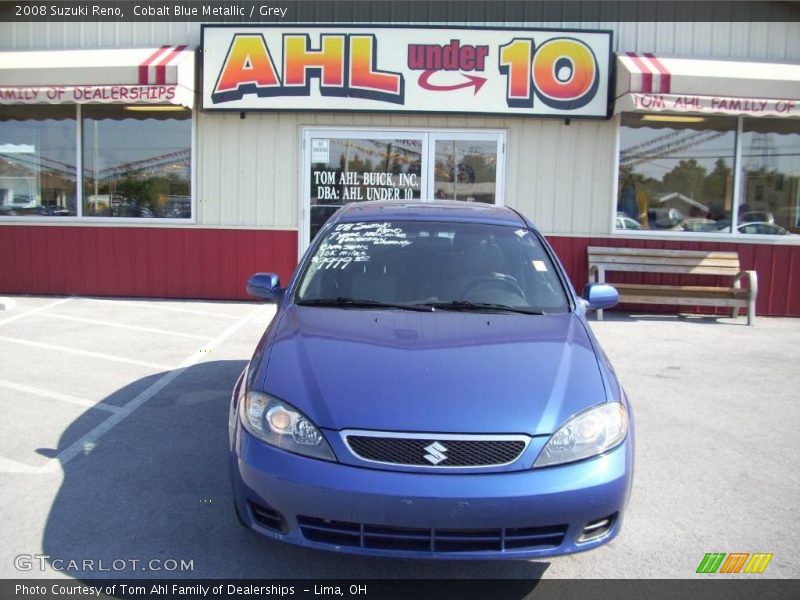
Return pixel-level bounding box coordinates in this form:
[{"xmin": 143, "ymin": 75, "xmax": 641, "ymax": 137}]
[{"xmin": 295, "ymin": 220, "xmax": 570, "ymax": 314}]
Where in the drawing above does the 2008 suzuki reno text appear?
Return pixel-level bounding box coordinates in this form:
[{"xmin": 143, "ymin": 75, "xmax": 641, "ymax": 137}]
[{"xmin": 229, "ymin": 200, "xmax": 633, "ymax": 559}]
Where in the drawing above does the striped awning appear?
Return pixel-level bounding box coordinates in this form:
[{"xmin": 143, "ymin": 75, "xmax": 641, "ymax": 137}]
[
  {"xmin": 615, "ymin": 53, "xmax": 800, "ymax": 118},
  {"xmin": 0, "ymin": 46, "xmax": 195, "ymax": 108}
]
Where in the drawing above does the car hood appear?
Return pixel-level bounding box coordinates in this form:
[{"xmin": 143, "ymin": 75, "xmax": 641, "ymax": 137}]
[{"xmin": 258, "ymin": 306, "xmax": 607, "ymax": 436}]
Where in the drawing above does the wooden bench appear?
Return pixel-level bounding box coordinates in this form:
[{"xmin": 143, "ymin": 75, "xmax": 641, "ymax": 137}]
[{"xmin": 587, "ymin": 247, "xmax": 758, "ymax": 325}]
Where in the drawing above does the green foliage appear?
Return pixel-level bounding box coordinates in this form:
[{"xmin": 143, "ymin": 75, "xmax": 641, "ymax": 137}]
[
  {"xmin": 662, "ymin": 159, "xmax": 707, "ymax": 199},
  {"xmin": 701, "ymin": 158, "xmax": 731, "ymax": 203}
]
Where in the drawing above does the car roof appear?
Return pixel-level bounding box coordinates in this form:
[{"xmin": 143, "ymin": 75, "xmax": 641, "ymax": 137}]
[
  {"xmin": 332, "ymin": 200, "xmax": 528, "ymax": 228},
  {"xmin": 739, "ymin": 221, "xmax": 778, "ymax": 228}
]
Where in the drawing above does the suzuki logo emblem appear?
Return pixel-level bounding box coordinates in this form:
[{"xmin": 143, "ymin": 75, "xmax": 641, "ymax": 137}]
[{"xmin": 423, "ymin": 442, "xmax": 448, "ymax": 465}]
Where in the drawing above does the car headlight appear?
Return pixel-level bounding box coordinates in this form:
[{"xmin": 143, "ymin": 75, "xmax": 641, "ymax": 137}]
[
  {"xmin": 533, "ymin": 402, "xmax": 628, "ymax": 468},
  {"xmin": 240, "ymin": 391, "xmax": 336, "ymax": 462}
]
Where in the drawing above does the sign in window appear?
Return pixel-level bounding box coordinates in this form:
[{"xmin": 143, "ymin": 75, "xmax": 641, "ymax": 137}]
[{"xmin": 304, "ymin": 129, "xmax": 505, "ymax": 246}]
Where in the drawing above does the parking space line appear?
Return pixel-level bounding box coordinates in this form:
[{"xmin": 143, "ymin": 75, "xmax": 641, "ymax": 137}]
[
  {"xmin": 0, "ymin": 379, "xmax": 123, "ymax": 414},
  {"xmin": 0, "ymin": 335, "xmax": 173, "ymax": 371},
  {"xmin": 81, "ymin": 297, "xmax": 243, "ymax": 319},
  {"xmin": 44, "ymin": 305, "xmax": 271, "ymax": 472},
  {"xmin": 0, "ymin": 456, "xmax": 46, "ymax": 474},
  {"xmin": 0, "ymin": 305, "xmax": 271, "ymax": 475},
  {"xmin": 36, "ymin": 312, "xmax": 213, "ymax": 341},
  {"xmin": 0, "ymin": 297, "xmax": 73, "ymax": 328}
]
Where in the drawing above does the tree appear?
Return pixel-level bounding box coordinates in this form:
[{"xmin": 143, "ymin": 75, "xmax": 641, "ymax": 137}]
[
  {"xmin": 618, "ymin": 169, "xmax": 663, "ymax": 205},
  {"xmin": 662, "ymin": 159, "xmax": 707, "ymax": 199},
  {"xmin": 702, "ymin": 158, "xmax": 731, "ymax": 204}
]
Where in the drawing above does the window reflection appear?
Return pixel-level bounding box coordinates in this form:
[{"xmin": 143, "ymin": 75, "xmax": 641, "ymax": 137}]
[
  {"xmin": 309, "ymin": 137, "xmax": 422, "ymax": 239},
  {"xmin": 740, "ymin": 118, "xmax": 800, "ymax": 235},
  {"xmin": 617, "ymin": 114, "xmax": 737, "ymax": 232},
  {"xmin": 0, "ymin": 105, "xmax": 77, "ymax": 217},
  {"xmin": 307, "ymin": 134, "xmax": 505, "ymax": 241},
  {"xmin": 434, "ymin": 140, "xmax": 497, "ymax": 203},
  {"xmin": 82, "ymin": 105, "xmax": 191, "ymax": 219}
]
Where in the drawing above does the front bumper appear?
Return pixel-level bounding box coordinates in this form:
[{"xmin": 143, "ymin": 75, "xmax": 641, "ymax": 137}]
[{"xmin": 230, "ymin": 422, "xmax": 634, "ymax": 560}]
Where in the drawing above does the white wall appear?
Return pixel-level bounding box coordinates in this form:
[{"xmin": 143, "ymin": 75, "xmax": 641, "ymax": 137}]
[{"xmin": 195, "ymin": 111, "xmax": 617, "ymax": 235}]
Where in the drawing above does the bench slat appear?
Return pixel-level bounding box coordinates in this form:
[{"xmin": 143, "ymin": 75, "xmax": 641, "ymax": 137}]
[
  {"xmin": 589, "ymin": 263, "xmax": 741, "ymax": 276},
  {"xmin": 587, "ymin": 247, "xmax": 740, "ymax": 260},
  {"xmin": 613, "ymin": 283, "xmax": 750, "ymax": 300},
  {"xmin": 613, "ymin": 295, "xmax": 749, "ymax": 308},
  {"xmin": 589, "ymin": 256, "xmax": 739, "ymax": 269},
  {"xmin": 589, "ymin": 254, "xmax": 739, "ymax": 266},
  {"xmin": 589, "ymin": 255, "xmax": 741, "ymax": 268}
]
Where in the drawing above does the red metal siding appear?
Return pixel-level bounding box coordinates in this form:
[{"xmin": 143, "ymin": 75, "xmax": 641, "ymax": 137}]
[
  {"xmin": 0, "ymin": 226, "xmax": 797, "ymax": 316},
  {"xmin": 547, "ymin": 236, "xmax": 800, "ymax": 318},
  {"xmin": 0, "ymin": 226, "xmax": 298, "ymax": 301}
]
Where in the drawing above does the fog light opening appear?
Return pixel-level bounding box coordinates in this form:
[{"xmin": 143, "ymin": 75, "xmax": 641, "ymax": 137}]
[
  {"xmin": 577, "ymin": 513, "xmax": 617, "ymax": 543},
  {"xmin": 248, "ymin": 501, "xmax": 289, "ymax": 534}
]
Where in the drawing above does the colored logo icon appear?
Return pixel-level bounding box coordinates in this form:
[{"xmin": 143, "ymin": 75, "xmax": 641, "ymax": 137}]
[{"xmin": 696, "ymin": 552, "xmax": 773, "ymax": 574}]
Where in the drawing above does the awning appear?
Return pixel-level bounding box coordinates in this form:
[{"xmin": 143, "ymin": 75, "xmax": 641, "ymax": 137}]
[
  {"xmin": 0, "ymin": 46, "xmax": 195, "ymax": 108},
  {"xmin": 615, "ymin": 53, "xmax": 800, "ymax": 118}
]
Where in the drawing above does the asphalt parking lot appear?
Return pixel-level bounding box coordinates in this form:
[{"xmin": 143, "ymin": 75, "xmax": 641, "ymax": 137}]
[{"xmin": 0, "ymin": 295, "xmax": 797, "ymax": 579}]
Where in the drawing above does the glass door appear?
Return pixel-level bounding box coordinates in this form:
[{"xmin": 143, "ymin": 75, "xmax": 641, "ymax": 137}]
[
  {"xmin": 427, "ymin": 132, "xmax": 505, "ymax": 205},
  {"xmin": 303, "ymin": 131, "xmax": 425, "ymax": 248},
  {"xmin": 301, "ymin": 129, "xmax": 505, "ymax": 251}
]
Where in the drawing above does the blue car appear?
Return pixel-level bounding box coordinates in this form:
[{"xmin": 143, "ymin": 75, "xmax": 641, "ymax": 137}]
[{"xmin": 230, "ymin": 200, "xmax": 633, "ymax": 559}]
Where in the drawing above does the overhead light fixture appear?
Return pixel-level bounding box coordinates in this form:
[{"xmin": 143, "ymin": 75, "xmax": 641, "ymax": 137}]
[
  {"xmin": 641, "ymin": 114, "xmax": 706, "ymax": 123},
  {"xmin": 124, "ymin": 105, "xmax": 188, "ymax": 112}
]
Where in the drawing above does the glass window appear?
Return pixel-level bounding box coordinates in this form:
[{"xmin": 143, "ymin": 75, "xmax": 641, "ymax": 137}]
[
  {"xmin": 739, "ymin": 118, "xmax": 800, "ymax": 235},
  {"xmin": 0, "ymin": 105, "xmax": 77, "ymax": 217},
  {"xmin": 309, "ymin": 137, "xmax": 422, "ymax": 240},
  {"xmin": 82, "ymin": 105, "xmax": 191, "ymax": 219},
  {"xmin": 296, "ymin": 220, "xmax": 568, "ymax": 314},
  {"xmin": 304, "ymin": 130, "xmax": 506, "ymax": 246},
  {"xmin": 433, "ymin": 139, "xmax": 497, "ymax": 203},
  {"xmin": 617, "ymin": 113, "xmax": 737, "ymax": 233}
]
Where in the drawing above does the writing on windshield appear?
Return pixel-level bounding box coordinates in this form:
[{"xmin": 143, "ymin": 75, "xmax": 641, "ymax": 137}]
[
  {"xmin": 310, "ymin": 222, "xmax": 413, "ymax": 270},
  {"xmin": 297, "ymin": 220, "xmax": 568, "ymax": 314}
]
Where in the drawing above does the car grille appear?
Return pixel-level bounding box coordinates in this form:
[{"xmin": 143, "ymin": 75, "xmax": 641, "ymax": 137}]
[
  {"xmin": 297, "ymin": 516, "xmax": 567, "ymax": 553},
  {"xmin": 345, "ymin": 434, "xmax": 527, "ymax": 467}
]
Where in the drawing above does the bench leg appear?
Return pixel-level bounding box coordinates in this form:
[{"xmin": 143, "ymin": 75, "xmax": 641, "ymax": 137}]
[
  {"xmin": 747, "ymin": 299, "xmax": 755, "ymax": 326},
  {"xmin": 732, "ymin": 278, "xmax": 741, "ymax": 319},
  {"xmin": 595, "ymin": 266, "xmax": 605, "ymax": 321}
]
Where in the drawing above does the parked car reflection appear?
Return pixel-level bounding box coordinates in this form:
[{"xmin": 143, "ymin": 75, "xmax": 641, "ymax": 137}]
[
  {"xmin": 675, "ymin": 218, "xmax": 717, "ymax": 232},
  {"xmin": 738, "ymin": 222, "xmax": 792, "ymax": 235},
  {"xmin": 615, "ymin": 214, "xmax": 642, "ymax": 230},
  {"xmin": 739, "ymin": 211, "xmax": 774, "ymax": 225}
]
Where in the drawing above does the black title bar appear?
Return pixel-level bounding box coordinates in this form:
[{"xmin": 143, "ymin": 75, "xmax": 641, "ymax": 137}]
[
  {"xmin": 2, "ymin": 1, "xmax": 800, "ymax": 23},
  {"xmin": 3, "ymin": 579, "xmax": 800, "ymax": 600}
]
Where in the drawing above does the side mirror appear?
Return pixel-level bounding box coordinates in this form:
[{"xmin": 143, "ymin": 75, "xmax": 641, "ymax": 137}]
[
  {"xmin": 246, "ymin": 272, "xmax": 283, "ymax": 302},
  {"xmin": 582, "ymin": 283, "xmax": 619, "ymax": 311}
]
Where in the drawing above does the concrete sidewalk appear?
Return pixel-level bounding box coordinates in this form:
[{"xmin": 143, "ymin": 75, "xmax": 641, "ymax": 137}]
[{"xmin": 0, "ymin": 296, "xmax": 797, "ymax": 579}]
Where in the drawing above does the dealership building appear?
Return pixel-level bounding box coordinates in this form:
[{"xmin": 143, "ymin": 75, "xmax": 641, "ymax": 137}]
[{"xmin": 1, "ymin": 10, "xmax": 799, "ymax": 316}]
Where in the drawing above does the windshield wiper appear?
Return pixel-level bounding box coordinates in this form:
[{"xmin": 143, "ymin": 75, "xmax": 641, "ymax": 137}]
[
  {"xmin": 296, "ymin": 297, "xmax": 433, "ymax": 312},
  {"xmin": 421, "ymin": 301, "xmax": 544, "ymax": 315}
]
